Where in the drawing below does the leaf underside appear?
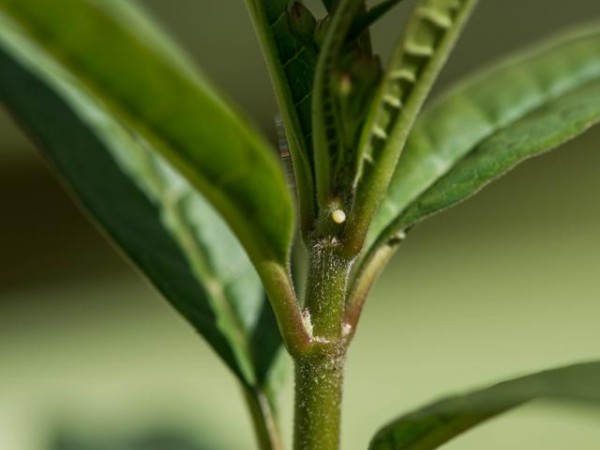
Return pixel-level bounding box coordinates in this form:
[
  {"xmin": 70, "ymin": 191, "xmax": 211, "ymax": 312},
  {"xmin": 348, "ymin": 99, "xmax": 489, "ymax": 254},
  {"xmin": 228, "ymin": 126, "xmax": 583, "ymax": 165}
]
[
  {"xmin": 0, "ymin": 0, "xmax": 285, "ymax": 409},
  {"xmin": 243, "ymin": 0, "xmax": 320, "ymax": 231},
  {"xmin": 263, "ymin": 0, "xmax": 317, "ymax": 158},
  {"xmin": 370, "ymin": 361, "xmax": 600, "ymax": 450},
  {"xmin": 0, "ymin": 0, "xmax": 295, "ymax": 267}
]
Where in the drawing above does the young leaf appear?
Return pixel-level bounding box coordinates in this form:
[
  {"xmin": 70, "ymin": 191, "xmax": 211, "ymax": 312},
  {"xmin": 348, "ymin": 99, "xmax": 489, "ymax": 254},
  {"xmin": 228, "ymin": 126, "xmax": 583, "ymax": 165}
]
[
  {"xmin": 312, "ymin": 0, "xmax": 376, "ymax": 213},
  {"xmin": 0, "ymin": 0, "xmax": 295, "ymax": 270},
  {"xmin": 244, "ymin": 0, "xmax": 319, "ymax": 230},
  {"xmin": 348, "ymin": 0, "xmax": 479, "ymax": 253},
  {"xmin": 366, "ymin": 25, "xmax": 600, "ymax": 254},
  {"xmin": 370, "ymin": 361, "xmax": 600, "ymax": 450}
]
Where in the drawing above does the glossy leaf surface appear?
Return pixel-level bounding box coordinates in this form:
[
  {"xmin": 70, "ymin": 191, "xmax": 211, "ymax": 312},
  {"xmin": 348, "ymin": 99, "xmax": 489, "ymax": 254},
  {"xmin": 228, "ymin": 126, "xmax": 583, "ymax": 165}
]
[
  {"xmin": 0, "ymin": 3, "xmax": 283, "ymax": 423},
  {"xmin": 261, "ymin": 0, "xmax": 317, "ymax": 155},
  {"xmin": 0, "ymin": 0, "xmax": 294, "ymax": 267},
  {"xmin": 369, "ymin": 26, "xmax": 600, "ymax": 249},
  {"xmin": 370, "ymin": 361, "xmax": 600, "ymax": 450}
]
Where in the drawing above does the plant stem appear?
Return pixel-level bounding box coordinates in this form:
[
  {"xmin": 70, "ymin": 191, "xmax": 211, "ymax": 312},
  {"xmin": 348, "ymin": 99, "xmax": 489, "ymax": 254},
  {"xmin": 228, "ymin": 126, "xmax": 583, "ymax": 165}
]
[
  {"xmin": 259, "ymin": 261, "xmax": 314, "ymax": 358},
  {"xmin": 345, "ymin": 238, "xmax": 401, "ymax": 339},
  {"xmin": 243, "ymin": 387, "xmax": 284, "ymax": 450},
  {"xmin": 294, "ymin": 239, "xmax": 352, "ymax": 450},
  {"xmin": 304, "ymin": 240, "xmax": 350, "ymax": 339},
  {"xmin": 294, "ymin": 349, "xmax": 346, "ymax": 450}
]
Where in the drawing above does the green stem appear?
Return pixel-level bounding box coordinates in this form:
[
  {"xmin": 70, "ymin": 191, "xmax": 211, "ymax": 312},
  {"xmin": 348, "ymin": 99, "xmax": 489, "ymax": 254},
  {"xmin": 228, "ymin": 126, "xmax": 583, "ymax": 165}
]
[
  {"xmin": 294, "ymin": 240, "xmax": 352, "ymax": 450},
  {"xmin": 258, "ymin": 261, "xmax": 313, "ymax": 358},
  {"xmin": 294, "ymin": 349, "xmax": 346, "ymax": 450},
  {"xmin": 243, "ymin": 387, "xmax": 284, "ymax": 450},
  {"xmin": 304, "ymin": 240, "xmax": 350, "ymax": 339},
  {"xmin": 345, "ymin": 237, "xmax": 402, "ymax": 339}
]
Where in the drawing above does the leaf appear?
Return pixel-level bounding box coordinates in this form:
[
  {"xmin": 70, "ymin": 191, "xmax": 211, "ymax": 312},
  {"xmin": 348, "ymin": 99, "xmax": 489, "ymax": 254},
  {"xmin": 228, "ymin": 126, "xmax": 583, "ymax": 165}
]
[
  {"xmin": 0, "ymin": 0, "xmax": 294, "ymax": 268},
  {"xmin": 348, "ymin": 0, "xmax": 479, "ymax": 252},
  {"xmin": 244, "ymin": 0, "xmax": 319, "ymax": 229},
  {"xmin": 0, "ymin": 5, "xmax": 283, "ymax": 443},
  {"xmin": 262, "ymin": 0, "xmax": 317, "ymax": 153},
  {"xmin": 312, "ymin": 0, "xmax": 369, "ymax": 208},
  {"xmin": 368, "ymin": 25, "xmax": 600, "ymax": 251},
  {"xmin": 395, "ymin": 79, "xmax": 600, "ymax": 231},
  {"xmin": 369, "ymin": 361, "xmax": 600, "ymax": 450}
]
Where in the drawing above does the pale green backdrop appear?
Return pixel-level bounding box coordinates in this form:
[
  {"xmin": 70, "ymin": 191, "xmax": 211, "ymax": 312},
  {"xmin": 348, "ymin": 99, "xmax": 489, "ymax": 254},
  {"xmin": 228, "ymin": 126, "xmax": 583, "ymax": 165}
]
[{"xmin": 1, "ymin": 1, "xmax": 600, "ymax": 449}]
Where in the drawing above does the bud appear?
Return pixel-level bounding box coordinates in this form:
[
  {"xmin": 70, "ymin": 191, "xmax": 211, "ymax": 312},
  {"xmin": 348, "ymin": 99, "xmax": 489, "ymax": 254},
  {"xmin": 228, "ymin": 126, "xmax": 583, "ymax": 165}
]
[{"xmin": 287, "ymin": 2, "xmax": 316, "ymax": 45}]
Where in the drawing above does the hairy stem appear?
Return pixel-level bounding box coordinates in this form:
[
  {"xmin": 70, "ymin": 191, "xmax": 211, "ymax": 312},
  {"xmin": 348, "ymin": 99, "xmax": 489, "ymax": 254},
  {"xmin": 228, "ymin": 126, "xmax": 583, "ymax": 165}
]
[
  {"xmin": 294, "ymin": 348, "xmax": 347, "ymax": 450},
  {"xmin": 294, "ymin": 239, "xmax": 352, "ymax": 450},
  {"xmin": 304, "ymin": 240, "xmax": 351, "ymax": 339}
]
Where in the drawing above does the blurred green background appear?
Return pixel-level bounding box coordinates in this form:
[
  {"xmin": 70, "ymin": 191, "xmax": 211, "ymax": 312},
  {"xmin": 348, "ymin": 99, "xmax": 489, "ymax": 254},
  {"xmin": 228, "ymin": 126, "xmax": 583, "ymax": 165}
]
[{"xmin": 1, "ymin": 1, "xmax": 600, "ymax": 449}]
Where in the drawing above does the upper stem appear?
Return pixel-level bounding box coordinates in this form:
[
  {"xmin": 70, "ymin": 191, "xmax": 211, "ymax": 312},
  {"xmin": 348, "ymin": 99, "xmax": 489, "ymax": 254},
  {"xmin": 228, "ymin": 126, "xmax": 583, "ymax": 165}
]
[{"xmin": 304, "ymin": 238, "xmax": 352, "ymax": 339}]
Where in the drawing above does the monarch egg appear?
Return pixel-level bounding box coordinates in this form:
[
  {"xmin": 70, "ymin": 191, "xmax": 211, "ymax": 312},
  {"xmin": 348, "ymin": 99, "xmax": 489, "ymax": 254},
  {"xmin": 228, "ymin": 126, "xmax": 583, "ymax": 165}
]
[{"xmin": 331, "ymin": 209, "xmax": 346, "ymax": 224}]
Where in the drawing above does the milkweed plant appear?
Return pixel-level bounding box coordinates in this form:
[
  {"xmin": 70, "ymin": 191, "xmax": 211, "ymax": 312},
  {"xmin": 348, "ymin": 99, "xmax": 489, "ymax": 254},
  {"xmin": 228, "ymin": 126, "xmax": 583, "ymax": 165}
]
[{"xmin": 1, "ymin": 1, "xmax": 599, "ymax": 449}]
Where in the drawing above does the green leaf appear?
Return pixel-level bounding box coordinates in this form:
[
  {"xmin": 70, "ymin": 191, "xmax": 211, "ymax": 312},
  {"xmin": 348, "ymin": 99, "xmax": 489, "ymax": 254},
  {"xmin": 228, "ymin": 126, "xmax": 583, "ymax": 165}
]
[
  {"xmin": 261, "ymin": 0, "xmax": 317, "ymax": 152},
  {"xmin": 244, "ymin": 0, "xmax": 319, "ymax": 230},
  {"xmin": 370, "ymin": 361, "xmax": 600, "ymax": 450},
  {"xmin": 348, "ymin": 0, "xmax": 479, "ymax": 253},
  {"xmin": 0, "ymin": 4, "xmax": 284, "ymax": 443},
  {"xmin": 367, "ymin": 25, "xmax": 600, "ymax": 252},
  {"xmin": 397, "ymin": 79, "xmax": 600, "ymax": 231},
  {"xmin": 312, "ymin": 0, "xmax": 369, "ymax": 209},
  {"xmin": 0, "ymin": 0, "xmax": 294, "ymax": 268},
  {"xmin": 0, "ymin": 21, "xmax": 282, "ymax": 385}
]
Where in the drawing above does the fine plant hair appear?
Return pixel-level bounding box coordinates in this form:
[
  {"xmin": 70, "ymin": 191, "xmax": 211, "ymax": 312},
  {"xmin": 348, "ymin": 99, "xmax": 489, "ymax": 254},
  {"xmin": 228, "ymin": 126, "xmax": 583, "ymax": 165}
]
[{"xmin": 1, "ymin": 1, "xmax": 599, "ymax": 449}]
